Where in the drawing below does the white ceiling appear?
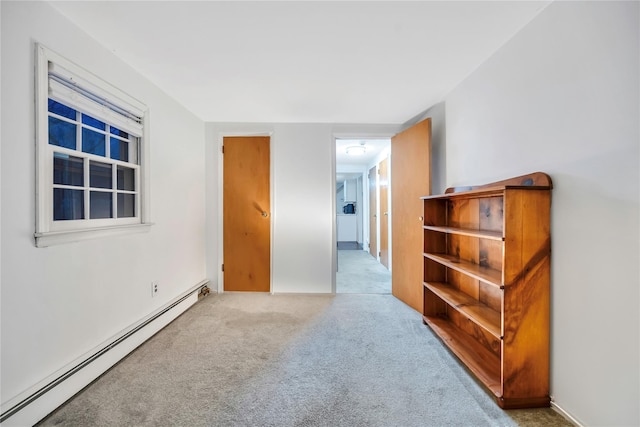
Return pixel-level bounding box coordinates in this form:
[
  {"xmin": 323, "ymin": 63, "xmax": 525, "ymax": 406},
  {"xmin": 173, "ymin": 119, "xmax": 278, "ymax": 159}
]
[
  {"xmin": 49, "ymin": 1, "xmax": 550, "ymax": 124},
  {"xmin": 336, "ymin": 138, "xmax": 389, "ymax": 166}
]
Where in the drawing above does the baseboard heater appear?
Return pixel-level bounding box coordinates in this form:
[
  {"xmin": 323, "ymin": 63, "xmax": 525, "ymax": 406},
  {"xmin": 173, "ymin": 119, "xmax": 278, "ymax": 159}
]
[{"xmin": 0, "ymin": 280, "xmax": 210, "ymax": 426}]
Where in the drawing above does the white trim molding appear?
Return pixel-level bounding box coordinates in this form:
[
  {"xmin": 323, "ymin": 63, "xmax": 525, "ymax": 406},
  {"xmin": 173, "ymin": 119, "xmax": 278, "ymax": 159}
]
[
  {"xmin": 34, "ymin": 222, "xmax": 153, "ymax": 248},
  {"xmin": 551, "ymin": 400, "xmax": 585, "ymax": 427}
]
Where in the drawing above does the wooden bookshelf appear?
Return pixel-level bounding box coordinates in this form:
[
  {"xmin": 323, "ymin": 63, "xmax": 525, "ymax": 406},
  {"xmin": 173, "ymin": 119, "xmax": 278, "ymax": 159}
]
[
  {"xmin": 423, "ymin": 314, "xmax": 501, "ymax": 396},
  {"xmin": 423, "ymin": 252, "xmax": 503, "ymax": 288},
  {"xmin": 424, "ymin": 281, "xmax": 501, "ymax": 338},
  {"xmin": 423, "ymin": 225, "xmax": 504, "ymax": 241},
  {"xmin": 421, "ymin": 172, "xmax": 552, "ymax": 409}
]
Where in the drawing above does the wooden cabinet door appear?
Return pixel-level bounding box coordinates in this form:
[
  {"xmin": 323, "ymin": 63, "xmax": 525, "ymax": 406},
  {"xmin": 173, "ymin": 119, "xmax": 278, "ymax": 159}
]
[
  {"xmin": 391, "ymin": 118, "xmax": 431, "ymax": 311},
  {"xmin": 223, "ymin": 136, "xmax": 271, "ymax": 292}
]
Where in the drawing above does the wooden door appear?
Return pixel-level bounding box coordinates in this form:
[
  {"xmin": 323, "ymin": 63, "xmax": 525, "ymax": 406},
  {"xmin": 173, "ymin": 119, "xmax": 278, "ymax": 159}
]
[
  {"xmin": 368, "ymin": 166, "xmax": 377, "ymax": 259},
  {"xmin": 391, "ymin": 118, "xmax": 431, "ymax": 312},
  {"xmin": 223, "ymin": 136, "xmax": 270, "ymax": 292},
  {"xmin": 379, "ymin": 158, "xmax": 389, "ymax": 269}
]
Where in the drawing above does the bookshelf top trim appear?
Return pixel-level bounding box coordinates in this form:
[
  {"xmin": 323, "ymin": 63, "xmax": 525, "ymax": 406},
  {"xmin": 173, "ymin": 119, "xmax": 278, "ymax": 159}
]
[{"xmin": 421, "ymin": 172, "xmax": 552, "ymax": 200}]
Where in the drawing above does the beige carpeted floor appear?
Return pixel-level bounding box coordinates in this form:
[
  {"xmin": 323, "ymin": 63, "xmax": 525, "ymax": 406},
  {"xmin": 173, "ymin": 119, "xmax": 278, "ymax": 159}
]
[
  {"xmin": 336, "ymin": 249, "xmax": 391, "ymax": 294},
  {"xmin": 38, "ymin": 292, "xmax": 573, "ymax": 427}
]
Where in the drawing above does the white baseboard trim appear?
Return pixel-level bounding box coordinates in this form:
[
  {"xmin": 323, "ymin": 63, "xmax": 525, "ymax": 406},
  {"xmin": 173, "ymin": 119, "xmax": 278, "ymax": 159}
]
[
  {"xmin": 0, "ymin": 280, "xmax": 209, "ymax": 427},
  {"xmin": 551, "ymin": 400, "xmax": 584, "ymax": 427}
]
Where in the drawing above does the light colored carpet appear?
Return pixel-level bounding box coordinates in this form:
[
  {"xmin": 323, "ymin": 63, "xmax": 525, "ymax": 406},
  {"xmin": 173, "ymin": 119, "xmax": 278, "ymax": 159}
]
[
  {"xmin": 39, "ymin": 293, "xmax": 573, "ymax": 427},
  {"xmin": 336, "ymin": 250, "xmax": 391, "ymax": 294}
]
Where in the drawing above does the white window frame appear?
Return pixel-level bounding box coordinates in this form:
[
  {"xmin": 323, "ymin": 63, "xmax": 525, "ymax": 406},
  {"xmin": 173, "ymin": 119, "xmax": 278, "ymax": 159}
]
[{"xmin": 34, "ymin": 44, "xmax": 152, "ymax": 247}]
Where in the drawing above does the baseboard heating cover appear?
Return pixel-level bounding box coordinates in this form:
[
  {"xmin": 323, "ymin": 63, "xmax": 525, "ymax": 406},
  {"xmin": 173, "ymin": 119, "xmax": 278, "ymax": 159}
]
[{"xmin": 0, "ymin": 280, "xmax": 209, "ymax": 426}]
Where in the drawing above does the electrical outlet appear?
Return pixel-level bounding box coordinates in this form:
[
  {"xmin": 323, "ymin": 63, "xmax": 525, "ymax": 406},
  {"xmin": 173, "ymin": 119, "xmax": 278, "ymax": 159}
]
[{"xmin": 151, "ymin": 281, "xmax": 158, "ymax": 297}]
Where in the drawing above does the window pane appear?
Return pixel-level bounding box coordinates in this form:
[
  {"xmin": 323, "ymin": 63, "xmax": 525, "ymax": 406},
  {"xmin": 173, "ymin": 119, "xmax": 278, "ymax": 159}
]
[
  {"xmin": 48, "ymin": 99, "xmax": 76, "ymax": 120},
  {"xmin": 110, "ymin": 127, "xmax": 129, "ymax": 139},
  {"xmin": 49, "ymin": 117, "xmax": 77, "ymax": 149},
  {"xmin": 53, "ymin": 188, "xmax": 84, "ymax": 220},
  {"xmin": 90, "ymin": 191, "xmax": 113, "ymax": 219},
  {"xmin": 117, "ymin": 166, "xmax": 135, "ymax": 191},
  {"xmin": 82, "ymin": 128, "xmax": 105, "ymax": 156},
  {"xmin": 54, "ymin": 153, "xmax": 83, "ymax": 186},
  {"xmin": 117, "ymin": 193, "xmax": 135, "ymax": 218},
  {"xmin": 110, "ymin": 137, "xmax": 128, "ymax": 162},
  {"xmin": 82, "ymin": 114, "xmax": 106, "ymax": 131},
  {"xmin": 90, "ymin": 161, "xmax": 112, "ymax": 189}
]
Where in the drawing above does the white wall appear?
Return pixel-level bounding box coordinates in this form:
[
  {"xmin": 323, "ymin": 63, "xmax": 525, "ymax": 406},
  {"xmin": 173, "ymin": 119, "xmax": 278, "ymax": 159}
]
[
  {"xmin": 336, "ymin": 185, "xmax": 345, "ymax": 215},
  {"xmin": 445, "ymin": 2, "xmax": 639, "ymax": 425},
  {"xmin": 365, "ymin": 145, "xmax": 392, "ymax": 263},
  {"xmin": 206, "ymin": 123, "xmax": 333, "ymax": 293},
  {"xmin": 272, "ymin": 124, "xmax": 335, "ymax": 293},
  {"xmin": 1, "ymin": 0, "xmax": 206, "ymax": 419},
  {"xmin": 335, "ymin": 167, "xmax": 367, "ymax": 244},
  {"xmin": 205, "ymin": 123, "xmax": 398, "ymax": 293}
]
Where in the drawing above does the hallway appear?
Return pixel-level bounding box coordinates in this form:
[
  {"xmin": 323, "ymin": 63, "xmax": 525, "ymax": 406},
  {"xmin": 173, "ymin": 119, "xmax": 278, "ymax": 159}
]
[{"xmin": 336, "ymin": 249, "xmax": 391, "ymax": 294}]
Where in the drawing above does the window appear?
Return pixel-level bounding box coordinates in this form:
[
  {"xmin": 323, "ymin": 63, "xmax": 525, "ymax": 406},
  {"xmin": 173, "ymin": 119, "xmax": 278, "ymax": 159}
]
[{"xmin": 35, "ymin": 44, "xmax": 151, "ymax": 247}]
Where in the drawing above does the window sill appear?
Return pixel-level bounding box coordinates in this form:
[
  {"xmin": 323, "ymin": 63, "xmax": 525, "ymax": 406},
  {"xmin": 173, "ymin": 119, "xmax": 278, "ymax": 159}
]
[{"xmin": 34, "ymin": 223, "xmax": 153, "ymax": 248}]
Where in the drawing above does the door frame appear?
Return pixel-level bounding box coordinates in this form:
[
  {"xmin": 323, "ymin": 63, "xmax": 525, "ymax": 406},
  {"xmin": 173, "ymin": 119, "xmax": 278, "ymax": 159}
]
[
  {"xmin": 368, "ymin": 165, "xmax": 377, "ymax": 260},
  {"xmin": 218, "ymin": 130, "xmax": 274, "ymax": 293},
  {"xmin": 332, "ymin": 132, "xmax": 395, "ymax": 294}
]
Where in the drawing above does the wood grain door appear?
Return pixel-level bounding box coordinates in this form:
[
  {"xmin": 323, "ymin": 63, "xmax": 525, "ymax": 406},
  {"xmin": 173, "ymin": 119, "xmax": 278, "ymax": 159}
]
[
  {"xmin": 391, "ymin": 118, "xmax": 431, "ymax": 312},
  {"xmin": 379, "ymin": 158, "xmax": 389, "ymax": 269},
  {"xmin": 223, "ymin": 136, "xmax": 270, "ymax": 292},
  {"xmin": 368, "ymin": 166, "xmax": 377, "ymax": 259}
]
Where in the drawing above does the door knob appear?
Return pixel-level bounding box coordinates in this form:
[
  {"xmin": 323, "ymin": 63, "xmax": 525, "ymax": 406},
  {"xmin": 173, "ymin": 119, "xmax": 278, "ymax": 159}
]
[
  {"xmin": 262, "ymin": 211, "xmax": 269, "ymax": 217},
  {"xmin": 419, "ymin": 216, "xmax": 424, "ymax": 221},
  {"xmin": 384, "ymin": 212, "xmax": 388, "ymax": 216}
]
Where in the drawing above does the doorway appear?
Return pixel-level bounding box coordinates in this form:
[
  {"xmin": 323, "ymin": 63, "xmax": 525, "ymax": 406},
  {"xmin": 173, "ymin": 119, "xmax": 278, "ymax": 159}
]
[
  {"xmin": 335, "ymin": 138, "xmax": 391, "ymax": 294},
  {"xmin": 223, "ymin": 136, "xmax": 271, "ymax": 292},
  {"xmin": 368, "ymin": 165, "xmax": 377, "ymax": 259}
]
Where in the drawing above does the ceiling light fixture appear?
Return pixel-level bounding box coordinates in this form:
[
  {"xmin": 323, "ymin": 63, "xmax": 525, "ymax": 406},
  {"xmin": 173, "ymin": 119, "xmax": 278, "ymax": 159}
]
[{"xmin": 346, "ymin": 142, "xmax": 366, "ymax": 156}]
